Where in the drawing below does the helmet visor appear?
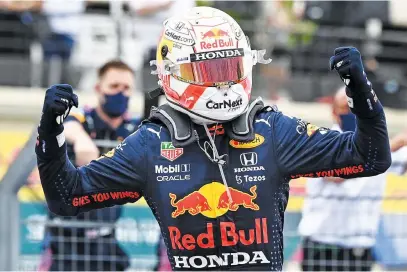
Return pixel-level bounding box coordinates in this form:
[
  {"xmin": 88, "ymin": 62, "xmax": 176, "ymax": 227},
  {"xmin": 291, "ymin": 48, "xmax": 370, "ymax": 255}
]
[{"xmin": 173, "ymin": 49, "xmax": 251, "ymax": 86}]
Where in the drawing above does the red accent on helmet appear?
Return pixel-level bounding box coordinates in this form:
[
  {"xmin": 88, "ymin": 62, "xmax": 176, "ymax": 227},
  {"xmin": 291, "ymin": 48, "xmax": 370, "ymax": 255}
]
[
  {"xmin": 241, "ymin": 77, "xmax": 252, "ymax": 95},
  {"xmin": 162, "ymin": 84, "xmax": 180, "ymax": 101},
  {"xmin": 179, "ymin": 85, "xmax": 207, "ymax": 109}
]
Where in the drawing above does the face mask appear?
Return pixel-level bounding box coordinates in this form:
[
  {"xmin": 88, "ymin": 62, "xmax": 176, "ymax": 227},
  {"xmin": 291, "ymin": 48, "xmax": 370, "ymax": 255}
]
[
  {"xmin": 339, "ymin": 112, "xmax": 356, "ymax": 132},
  {"xmin": 102, "ymin": 92, "xmax": 129, "ymax": 118}
]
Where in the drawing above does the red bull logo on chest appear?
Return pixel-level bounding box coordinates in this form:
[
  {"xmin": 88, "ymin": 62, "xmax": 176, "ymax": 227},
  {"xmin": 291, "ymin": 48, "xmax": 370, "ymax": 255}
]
[
  {"xmin": 168, "ymin": 182, "xmax": 269, "ymax": 267},
  {"xmin": 169, "ymin": 182, "xmax": 259, "ymax": 219},
  {"xmin": 169, "ymin": 217, "xmax": 268, "ymax": 250}
]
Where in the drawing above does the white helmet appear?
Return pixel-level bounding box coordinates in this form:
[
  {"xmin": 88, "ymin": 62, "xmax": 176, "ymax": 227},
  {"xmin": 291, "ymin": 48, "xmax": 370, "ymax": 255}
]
[{"xmin": 153, "ymin": 6, "xmax": 270, "ymax": 124}]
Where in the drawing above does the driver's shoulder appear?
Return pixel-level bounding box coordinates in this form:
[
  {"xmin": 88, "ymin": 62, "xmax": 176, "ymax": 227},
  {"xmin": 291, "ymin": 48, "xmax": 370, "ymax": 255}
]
[
  {"xmin": 126, "ymin": 121, "xmax": 171, "ymax": 144},
  {"xmin": 253, "ymin": 104, "xmax": 280, "ymax": 128}
]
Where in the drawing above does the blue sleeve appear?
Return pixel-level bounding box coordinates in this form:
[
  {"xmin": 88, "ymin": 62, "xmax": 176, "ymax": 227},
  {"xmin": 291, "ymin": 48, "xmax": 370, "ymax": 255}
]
[
  {"xmin": 36, "ymin": 127, "xmax": 148, "ymax": 216},
  {"xmin": 272, "ymin": 111, "xmax": 391, "ymax": 180}
]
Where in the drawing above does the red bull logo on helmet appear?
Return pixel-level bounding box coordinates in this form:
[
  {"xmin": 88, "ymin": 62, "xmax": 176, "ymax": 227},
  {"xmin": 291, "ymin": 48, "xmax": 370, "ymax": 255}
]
[
  {"xmin": 200, "ymin": 27, "xmax": 234, "ymax": 50},
  {"xmin": 169, "ymin": 182, "xmax": 259, "ymax": 219}
]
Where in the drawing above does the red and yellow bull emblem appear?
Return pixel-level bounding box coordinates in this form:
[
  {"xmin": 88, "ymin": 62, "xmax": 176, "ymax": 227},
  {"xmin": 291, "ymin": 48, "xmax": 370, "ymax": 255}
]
[
  {"xmin": 201, "ymin": 28, "xmax": 230, "ymax": 39},
  {"xmin": 306, "ymin": 123, "xmax": 319, "ymax": 136},
  {"xmin": 200, "ymin": 27, "xmax": 234, "ymax": 49},
  {"xmin": 169, "ymin": 182, "xmax": 259, "ymax": 219},
  {"xmin": 104, "ymin": 148, "xmax": 115, "ymax": 158}
]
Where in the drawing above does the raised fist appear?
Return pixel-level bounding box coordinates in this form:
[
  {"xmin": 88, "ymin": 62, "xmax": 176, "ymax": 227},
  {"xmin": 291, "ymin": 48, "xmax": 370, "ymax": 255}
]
[
  {"xmin": 330, "ymin": 47, "xmax": 371, "ymax": 94},
  {"xmin": 39, "ymin": 84, "xmax": 78, "ymax": 135}
]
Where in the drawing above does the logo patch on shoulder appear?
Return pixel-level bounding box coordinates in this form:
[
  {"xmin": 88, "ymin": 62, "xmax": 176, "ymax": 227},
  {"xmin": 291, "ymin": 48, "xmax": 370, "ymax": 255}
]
[
  {"xmin": 229, "ymin": 134, "xmax": 265, "ymax": 148},
  {"xmin": 96, "ymin": 148, "xmax": 115, "ymax": 160},
  {"xmin": 104, "ymin": 148, "xmax": 115, "ymax": 158},
  {"xmin": 306, "ymin": 124, "xmax": 319, "ymax": 137},
  {"xmin": 161, "ymin": 142, "xmax": 183, "ymax": 161}
]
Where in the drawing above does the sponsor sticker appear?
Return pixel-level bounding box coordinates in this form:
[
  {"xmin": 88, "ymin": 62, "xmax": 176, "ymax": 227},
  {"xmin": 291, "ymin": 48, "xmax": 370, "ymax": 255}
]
[
  {"xmin": 155, "ymin": 164, "xmax": 191, "ymax": 181},
  {"xmin": 169, "ymin": 182, "xmax": 259, "ymax": 219},
  {"xmin": 201, "ymin": 27, "xmax": 230, "ymax": 39},
  {"xmin": 190, "ymin": 48, "xmax": 244, "ymax": 62},
  {"xmin": 206, "ymin": 97, "xmax": 242, "ymax": 111},
  {"xmin": 200, "ymin": 38, "xmax": 234, "ymax": 50},
  {"xmin": 164, "ymin": 29, "xmax": 194, "ymax": 45},
  {"xmin": 236, "ymin": 175, "xmax": 266, "ymax": 184},
  {"xmin": 229, "ymin": 134, "xmax": 265, "ymax": 149},
  {"xmin": 176, "ymin": 56, "xmax": 189, "ymax": 63},
  {"xmin": 234, "ymin": 152, "xmax": 266, "ymax": 174},
  {"xmin": 199, "ymin": 27, "xmax": 234, "ymax": 49},
  {"xmin": 173, "ymin": 43, "xmax": 183, "ymax": 49},
  {"xmin": 175, "ymin": 21, "xmax": 185, "ymax": 31},
  {"xmin": 103, "ymin": 148, "xmax": 115, "ymax": 158},
  {"xmin": 296, "ymin": 119, "xmax": 308, "ymax": 134},
  {"xmin": 72, "ymin": 191, "xmax": 140, "ymax": 207},
  {"xmin": 306, "ymin": 123, "xmax": 319, "ymax": 137},
  {"xmin": 161, "ymin": 142, "xmax": 183, "ymax": 161},
  {"xmin": 290, "ymin": 164, "xmax": 365, "ymax": 179},
  {"xmin": 173, "ymin": 251, "xmax": 270, "ymax": 269},
  {"xmin": 155, "ymin": 164, "xmax": 190, "ymax": 174},
  {"xmin": 240, "ymin": 152, "xmax": 257, "ymax": 166}
]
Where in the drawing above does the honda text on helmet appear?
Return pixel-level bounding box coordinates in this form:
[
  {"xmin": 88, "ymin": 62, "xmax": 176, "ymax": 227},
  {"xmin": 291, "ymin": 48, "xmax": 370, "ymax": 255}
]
[{"xmin": 152, "ymin": 6, "xmax": 271, "ymax": 124}]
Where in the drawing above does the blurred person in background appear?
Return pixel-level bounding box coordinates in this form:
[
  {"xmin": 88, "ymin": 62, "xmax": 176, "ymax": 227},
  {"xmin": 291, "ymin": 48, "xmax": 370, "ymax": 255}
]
[
  {"xmin": 299, "ymin": 86, "xmax": 385, "ymax": 271},
  {"xmin": 38, "ymin": 60, "xmax": 140, "ymax": 271},
  {"xmin": 40, "ymin": 0, "xmax": 85, "ymax": 86},
  {"xmin": 0, "ymin": 0, "xmax": 85, "ymax": 86},
  {"xmin": 40, "ymin": 0, "xmax": 85, "ymax": 61},
  {"xmin": 0, "ymin": 1, "xmax": 43, "ymax": 57},
  {"xmin": 0, "ymin": 1, "xmax": 42, "ymax": 13}
]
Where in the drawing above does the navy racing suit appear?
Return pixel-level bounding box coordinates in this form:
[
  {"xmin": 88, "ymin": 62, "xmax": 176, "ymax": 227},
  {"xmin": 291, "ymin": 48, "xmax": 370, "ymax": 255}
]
[
  {"xmin": 42, "ymin": 107, "xmax": 140, "ymax": 271},
  {"xmin": 36, "ymin": 99, "xmax": 391, "ymax": 271}
]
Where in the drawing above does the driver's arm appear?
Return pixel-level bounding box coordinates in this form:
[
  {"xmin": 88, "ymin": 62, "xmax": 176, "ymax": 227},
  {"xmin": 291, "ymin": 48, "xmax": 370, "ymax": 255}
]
[
  {"xmin": 272, "ymin": 109, "xmax": 391, "ymax": 180},
  {"xmin": 273, "ymin": 47, "xmax": 391, "ymax": 179},
  {"xmin": 36, "ymin": 127, "xmax": 147, "ymax": 216}
]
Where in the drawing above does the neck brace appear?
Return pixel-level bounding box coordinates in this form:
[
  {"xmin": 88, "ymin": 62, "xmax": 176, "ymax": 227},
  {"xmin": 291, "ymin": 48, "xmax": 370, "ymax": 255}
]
[{"xmin": 146, "ymin": 97, "xmax": 271, "ymax": 147}]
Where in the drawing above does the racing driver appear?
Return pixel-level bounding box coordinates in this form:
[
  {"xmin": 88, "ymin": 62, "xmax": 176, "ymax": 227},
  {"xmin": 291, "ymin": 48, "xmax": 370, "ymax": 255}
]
[{"xmin": 36, "ymin": 6, "xmax": 391, "ymax": 271}]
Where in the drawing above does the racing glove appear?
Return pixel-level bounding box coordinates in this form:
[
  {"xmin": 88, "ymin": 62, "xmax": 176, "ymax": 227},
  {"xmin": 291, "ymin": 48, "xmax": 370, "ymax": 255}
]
[
  {"xmin": 330, "ymin": 47, "xmax": 382, "ymax": 118},
  {"xmin": 37, "ymin": 84, "xmax": 78, "ymax": 157}
]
